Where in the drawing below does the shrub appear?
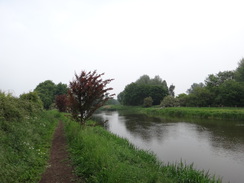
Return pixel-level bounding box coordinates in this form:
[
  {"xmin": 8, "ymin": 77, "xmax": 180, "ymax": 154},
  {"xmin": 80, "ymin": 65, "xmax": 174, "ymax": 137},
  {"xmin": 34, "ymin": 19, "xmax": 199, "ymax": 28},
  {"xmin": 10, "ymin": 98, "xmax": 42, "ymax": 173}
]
[
  {"xmin": 143, "ymin": 96, "xmax": 153, "ymax": 107},
  {"xmin": 160, "ymin": 95, "xmax": 179, "ymax": 107}
]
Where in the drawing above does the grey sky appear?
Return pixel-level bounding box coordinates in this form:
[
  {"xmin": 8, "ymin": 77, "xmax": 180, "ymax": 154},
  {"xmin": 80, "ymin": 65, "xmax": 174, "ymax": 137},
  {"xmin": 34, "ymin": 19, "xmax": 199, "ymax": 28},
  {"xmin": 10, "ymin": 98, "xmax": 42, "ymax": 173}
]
[{"xmin": 1, "ymin": 0, "xmax": 244, "ymax": 97}]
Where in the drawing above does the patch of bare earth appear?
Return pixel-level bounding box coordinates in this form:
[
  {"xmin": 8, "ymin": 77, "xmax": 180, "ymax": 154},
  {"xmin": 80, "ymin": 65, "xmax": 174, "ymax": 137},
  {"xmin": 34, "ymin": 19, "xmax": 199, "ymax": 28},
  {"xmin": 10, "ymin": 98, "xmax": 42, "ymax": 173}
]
[{"xmin": 39, "ymin": 121, "xmax": 81, "ymax": 183}]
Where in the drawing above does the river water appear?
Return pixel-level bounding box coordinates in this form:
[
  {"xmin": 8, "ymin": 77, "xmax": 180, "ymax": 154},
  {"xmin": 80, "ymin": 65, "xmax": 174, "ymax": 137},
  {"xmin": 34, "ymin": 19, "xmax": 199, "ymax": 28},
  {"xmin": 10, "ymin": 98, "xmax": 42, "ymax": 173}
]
[{"xmin": 94, "ymin": 110, "xmax": 244, "ymax": 183}]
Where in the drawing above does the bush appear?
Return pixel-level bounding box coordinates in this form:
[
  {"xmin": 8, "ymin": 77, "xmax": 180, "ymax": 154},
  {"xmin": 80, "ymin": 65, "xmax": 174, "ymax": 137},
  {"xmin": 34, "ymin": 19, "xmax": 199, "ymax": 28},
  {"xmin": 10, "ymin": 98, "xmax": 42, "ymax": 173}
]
[
  {"xmin": 0, "ymin": 108, "xmax": 58, "ymax": 182},
  {"xmin": 160, "ymin": 95, "xmax": 179, "ymax": 107},
  {"xmin": 143, "ymin": 96, "xmax": 153, "ymax": 107},
  {"xmin": 0, "ymin": 92, "xmax": 24, "ymax": 122}
]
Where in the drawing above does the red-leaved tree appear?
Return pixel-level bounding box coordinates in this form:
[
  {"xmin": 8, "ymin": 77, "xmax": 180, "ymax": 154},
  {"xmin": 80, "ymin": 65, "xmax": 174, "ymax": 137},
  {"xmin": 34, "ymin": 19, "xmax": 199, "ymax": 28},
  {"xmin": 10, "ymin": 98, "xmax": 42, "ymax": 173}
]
[
  {"xmin": 68, "ymin": 70, "xmax": 114, "ymax": 124},
  {"xmin": 55, "ymin": 94, "xmax": 68, "ymax": 112}
]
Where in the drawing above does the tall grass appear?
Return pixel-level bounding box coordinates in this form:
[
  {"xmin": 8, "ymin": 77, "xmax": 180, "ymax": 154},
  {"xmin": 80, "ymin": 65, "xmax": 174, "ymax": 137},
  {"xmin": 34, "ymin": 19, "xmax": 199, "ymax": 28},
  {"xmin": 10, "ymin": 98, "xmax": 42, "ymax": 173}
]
[
  {"xmin": 63, "ymin": 116, "xmax": 221, "ymax": 183},
  {"xmin": 0, "ymin": 92, "xmax": 59, "ymax": 183}
]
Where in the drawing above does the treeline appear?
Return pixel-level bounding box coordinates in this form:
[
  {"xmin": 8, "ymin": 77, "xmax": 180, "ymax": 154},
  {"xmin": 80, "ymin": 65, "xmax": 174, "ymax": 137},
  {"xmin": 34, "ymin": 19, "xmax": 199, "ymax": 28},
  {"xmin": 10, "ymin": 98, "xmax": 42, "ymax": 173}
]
[
  {"xmin": 118, "ymin": 75, "xmax": 175, "ymax": 106},
  {"xmin": 118, "ymin": 58, "xmax": 244, "ymax": 107},
  {"xmin": 34, "ymin": 80, "xmax": 68, "ymax": 109},
  {"xmin": 175, "ymin": 58, "xmax": 244, "ymax": 107}
]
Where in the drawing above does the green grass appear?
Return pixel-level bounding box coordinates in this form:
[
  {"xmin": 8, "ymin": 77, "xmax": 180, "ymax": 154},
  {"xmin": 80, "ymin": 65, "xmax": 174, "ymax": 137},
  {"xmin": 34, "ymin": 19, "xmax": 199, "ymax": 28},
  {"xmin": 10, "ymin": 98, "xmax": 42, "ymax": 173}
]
[
  {"xmin": 0, "ymin": 110, "xmax": 59, "ymax": 183},
  {"xmin": 140, "ymin": 107, "xmax": 244, "ymax": 120},
  {"xmin": 103, "ymin": 105, "xmax": 244, "ymax": 120},
  {"xmin": 63, "ymin": 116, "xmax": 221, "ymax": 183}
]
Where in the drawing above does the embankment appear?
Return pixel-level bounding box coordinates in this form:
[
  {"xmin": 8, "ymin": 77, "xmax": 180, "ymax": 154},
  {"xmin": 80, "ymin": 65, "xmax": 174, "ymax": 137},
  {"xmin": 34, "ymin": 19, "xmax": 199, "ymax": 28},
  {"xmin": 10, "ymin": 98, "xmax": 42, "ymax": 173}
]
[{"xmin": 62, "ymin": 115, "xmax": 221, "ymax": 183}]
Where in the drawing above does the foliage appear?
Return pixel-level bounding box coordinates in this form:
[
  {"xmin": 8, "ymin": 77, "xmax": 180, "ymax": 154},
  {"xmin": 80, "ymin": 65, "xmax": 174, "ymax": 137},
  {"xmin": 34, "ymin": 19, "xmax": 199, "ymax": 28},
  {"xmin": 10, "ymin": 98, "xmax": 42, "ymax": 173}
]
[
  {"xmin": 215, "ymin": 80, "xmax": 244, "ymax": 107},
  {"xmin": 235, "ymin": 58, "xmax": 244, "ymax": 82},
  {"xmin": 160, "ymin": 95, "xmax": 179, "ymax": 107},
  {"xmin": 135, "ymin": 106, "xmax": 244, "ymax": 120},
  {"xmin": 187, "ymin": 83, "xmax": 204, "ymax": 94},
  {"xmin": 119, "ymin": 83, "xmax": 168, "ymax": 106},
  {"xmin": 168, "ymin": 84, "xmax": 175, "ymax": 97},
  {"xmin": 136, "ymin": 74, "xmax": 168, "ymax": 88},
  {"xmin": 176, "ymin": 93, "xmax": 188, "ymax": 107},
  {"xmin": 55, "ymin": 82, "xmax": 68, "ymax": 95},
  {"xmin": 205, "ymin": 71, "xmax": 234, "ymax": 88},
  {"xmin": 68, "ymin": 70, "xmax": 114, "ymax": 124},
  {"xmin": 185, "ymin": 87, "xmax": 213, "ymax": 107},
  {"xmin": 34, "ymin": 80, "xmax": 68, "ymax": 109},
  {"xmin": 0, "ymin": 104, "xmax": 58, "ymax": 183},
  {"xmin": 105, "ymin": 98, "xmax": 120, "ymax": 105},
  {"xmin": 55, "ymin": 94, "xmax": 68, "ymax": 112},
  {"xmin": 63, "ymin": 116, "xmax": 221, "ymax": 183},
  {"xmin": 143, "ymin": 96, "xmax": 153, "ymax": 107},
  {"xmin": 34, "ymin": 80, "xmax": 56, "ymax": 109},
  {"xmin": 0, "ymin": 92, "xmax": 24, "ymax": 122},
  {"xmin": 0, "ymin": 91, "xmax": 43, "ymax": 122},
  {"xmin": 19, "ymin": 91, "xmax": 44, "ymax": 112},
  {"xmin": 181, "ymin": 60, "xmax": 244, "ymax": 107},
  {"xmin": 119, "ymin": 75, "xmax": 169, "ymax": 106}
]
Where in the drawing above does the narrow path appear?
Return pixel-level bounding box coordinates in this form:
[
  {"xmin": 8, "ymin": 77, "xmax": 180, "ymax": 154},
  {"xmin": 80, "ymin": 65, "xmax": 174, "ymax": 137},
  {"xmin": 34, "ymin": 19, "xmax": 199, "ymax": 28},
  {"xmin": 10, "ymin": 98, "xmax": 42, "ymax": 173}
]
[{"xmin": 39, "ymin": 121, "xmax": 80, "ymax": 183}]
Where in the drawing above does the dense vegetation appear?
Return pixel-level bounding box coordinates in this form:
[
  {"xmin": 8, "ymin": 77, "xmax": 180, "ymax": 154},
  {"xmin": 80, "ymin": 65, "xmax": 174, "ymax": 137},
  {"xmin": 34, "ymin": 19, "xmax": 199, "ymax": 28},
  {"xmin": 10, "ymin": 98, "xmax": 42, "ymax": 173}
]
[
  {"xmin": 118, "ymin": 75, "xmax": 173, "ymax": 106},
  {"xmin": 169, "ymin": 59, "xmax": 244, "ymax": 107},
  {"xmin": 0, "ymin": 92, "xmax": 58, "ymax": 182},
  {"xmin": 63, "ymin": 115, "xmax": 221, "ymax": 183},
  {"xmin": 118, "ymin": 59, "xmax": 244, "ymax": 108},
  {"xmin": 34, "ymin": 80, "xmax": 68, "ymax": 109}
]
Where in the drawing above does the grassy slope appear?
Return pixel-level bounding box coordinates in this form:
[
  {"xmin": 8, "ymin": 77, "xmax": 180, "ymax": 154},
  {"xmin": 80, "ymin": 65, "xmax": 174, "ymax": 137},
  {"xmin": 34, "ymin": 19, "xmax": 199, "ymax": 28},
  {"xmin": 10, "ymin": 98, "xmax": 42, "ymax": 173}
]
[
  {"xmin": 63, "ymin": 116, "xmax": 221, "ymax": 183},
  {"xmin": 0, "ymin": 110, "xmax": 59, "ymax": 183}
]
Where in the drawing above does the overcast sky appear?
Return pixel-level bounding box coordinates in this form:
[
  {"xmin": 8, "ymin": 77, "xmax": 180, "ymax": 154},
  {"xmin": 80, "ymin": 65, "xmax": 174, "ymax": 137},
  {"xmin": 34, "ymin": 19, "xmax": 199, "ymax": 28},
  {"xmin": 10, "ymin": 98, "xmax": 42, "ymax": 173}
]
[{"xmin": 1, "ymin": 0, "xmax": 244, "ymax": 97}]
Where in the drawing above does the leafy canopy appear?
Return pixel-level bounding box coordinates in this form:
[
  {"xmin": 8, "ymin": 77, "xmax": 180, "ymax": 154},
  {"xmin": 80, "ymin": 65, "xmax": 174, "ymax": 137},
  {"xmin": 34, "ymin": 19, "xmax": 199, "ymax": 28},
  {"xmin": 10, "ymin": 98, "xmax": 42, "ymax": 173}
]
[
  {"xmin": 68, "ymin": 70, "xmax": 114, "ymax": 124},
  {"xmin": 118, "ymin": 75, "xmax": 169, "ymax": 106},
  {"xmin": 34, "ymin": 80, "xmax": 68, "ymax": 109}
]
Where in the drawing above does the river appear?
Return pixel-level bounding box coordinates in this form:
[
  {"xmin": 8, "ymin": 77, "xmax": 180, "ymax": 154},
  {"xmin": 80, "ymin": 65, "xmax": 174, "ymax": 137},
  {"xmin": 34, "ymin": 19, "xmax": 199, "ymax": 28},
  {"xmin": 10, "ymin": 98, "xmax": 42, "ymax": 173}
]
[{"xmin": 94, "ymin": 110, "xmax": 244, "ymax": 183}]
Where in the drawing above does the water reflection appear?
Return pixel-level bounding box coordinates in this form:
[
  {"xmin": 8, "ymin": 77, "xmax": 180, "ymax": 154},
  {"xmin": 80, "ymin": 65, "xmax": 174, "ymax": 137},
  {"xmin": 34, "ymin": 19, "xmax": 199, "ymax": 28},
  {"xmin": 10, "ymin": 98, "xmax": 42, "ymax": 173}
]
[{"xmin": 94, "ymin": 111, "xmax": 244, "ymax": 183}]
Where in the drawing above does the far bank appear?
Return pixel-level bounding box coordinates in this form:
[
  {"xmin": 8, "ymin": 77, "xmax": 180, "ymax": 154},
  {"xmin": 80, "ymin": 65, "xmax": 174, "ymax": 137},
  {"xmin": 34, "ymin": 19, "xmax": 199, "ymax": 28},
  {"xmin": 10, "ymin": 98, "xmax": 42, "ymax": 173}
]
[{"xmin": 101, "ymin": 105, "xmax": 244, "ymax": 120}]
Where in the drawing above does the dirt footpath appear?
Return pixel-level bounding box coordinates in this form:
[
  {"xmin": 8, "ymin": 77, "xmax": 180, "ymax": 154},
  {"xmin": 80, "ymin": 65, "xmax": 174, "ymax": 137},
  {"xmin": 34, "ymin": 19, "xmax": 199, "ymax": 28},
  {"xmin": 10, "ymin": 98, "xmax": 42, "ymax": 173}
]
[{"xmin": 39, "ymin": 121, "xmax": 80, "ymax": 183}]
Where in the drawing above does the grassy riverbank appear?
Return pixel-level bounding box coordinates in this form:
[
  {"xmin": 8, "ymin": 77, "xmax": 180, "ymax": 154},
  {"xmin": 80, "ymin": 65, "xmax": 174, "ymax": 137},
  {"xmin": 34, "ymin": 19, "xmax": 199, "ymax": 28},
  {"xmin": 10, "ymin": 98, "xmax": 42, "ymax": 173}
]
[
  {"xmin": 0, "ymin": 92, "xmax": 61, "ymax": 182},
  {"xmin": 0, "ymin": 110, "xmax": 59, "ymax": 183},
  {"xmin": 103, "ymin": 105, "xmax": 244, "ymax": 120},
  {"xmin": 63, "ymin": 115, "xmax": 221, "ymax": 183}
]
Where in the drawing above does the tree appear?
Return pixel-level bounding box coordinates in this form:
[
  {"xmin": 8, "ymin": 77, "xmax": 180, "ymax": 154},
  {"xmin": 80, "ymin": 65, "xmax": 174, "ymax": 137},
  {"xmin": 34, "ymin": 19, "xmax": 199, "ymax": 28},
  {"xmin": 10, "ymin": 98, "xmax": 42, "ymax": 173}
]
[
  {"xmin": 34, "ymin": 80, "xmax": 57, "ymax": 109},
  {"xmin": 177, "ymin": 93, "xmax": 188, "ymax": 107},
  {"xmin": 55, "ymin": 83, "xmax": 68, "ymax": 95},
  {"xmin": 55, "ymin": 94, "xmax": 68, "ymax": 112},
  {"xmin": 205, "ymin": 71, "xmax": 234, "ymax": 88},
  {"xmin": 136, "ymin": 75, "xmax": 168, "ymax": 89},
  {"xmin": 34, "ymin": 80, "xmax": 68, "ymax": 109},
  {"xmin": 169, "ymin": 84, "xmax": 175, "ymax": 97},
  {"xmin": 136, "ymin": 75, "xmax": 151, "ymax": 85},
  {"xmin": 119, "ymin": 75, "xmax": 169, "ymax": 106},
  {"xmin": 215, "ymin": 80, "xmax": 244, "ymax": 107},
  {"xmin": 235, "ymin": 58, "xmax": 244, "ymax": 82},
  {"xmin": 187, "ymin": 83, "xmax": 204, "ymax": 94},
  {"xmin": 148, "ymin": 85, "xmax": 168, "ymax": 105},
  {"xmin": 68, "ymin": 70, "xmax": 114, "ymax": 124},
  {"xmin": 186, "ymin": 87, "xmax": 213, "ymax": 107},
  {"xmin": 143, "ymin": 96, "xmax": 153, "ymax": 107},
  {"xmin": 160, "ymin": 95, "xmax": 179, "ymax": 107},
  {"xmin": 120, "ymin": 83, "xmax": 168, "ymax": 106}
]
